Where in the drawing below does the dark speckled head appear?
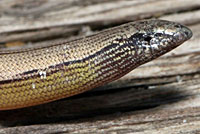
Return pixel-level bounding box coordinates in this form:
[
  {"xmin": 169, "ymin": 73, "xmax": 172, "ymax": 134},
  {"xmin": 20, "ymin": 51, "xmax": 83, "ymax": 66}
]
[{"xmin": 128, "ymin": 19, "xmax": 193, "ymax": 59}]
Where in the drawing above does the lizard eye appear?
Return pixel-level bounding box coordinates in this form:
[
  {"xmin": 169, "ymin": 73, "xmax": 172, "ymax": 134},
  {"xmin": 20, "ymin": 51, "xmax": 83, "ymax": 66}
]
[{"xmin": 143, "ymin": 36, "xmax": 152, "ymax": 42}]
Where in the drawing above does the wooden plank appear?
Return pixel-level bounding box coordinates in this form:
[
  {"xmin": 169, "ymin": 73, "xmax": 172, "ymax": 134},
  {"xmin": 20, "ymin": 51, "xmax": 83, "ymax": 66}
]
[
  {"xmin": 0, "ymin": 23, "xmax": 199, "ymax": 133},
  {"xmin": 0, "ymin": 0, "xmax": 200, "ymax": 43},
  {"xmin": 0, "ymin": 0, "xmax": 200, "ymax": 134},
  {"xmin": 1, "ymin": 0, "xmax": 199, "ymax": 32},
  {"xmin": 1, "ymin": 79, "xmax": 200, "ymax": 133}
]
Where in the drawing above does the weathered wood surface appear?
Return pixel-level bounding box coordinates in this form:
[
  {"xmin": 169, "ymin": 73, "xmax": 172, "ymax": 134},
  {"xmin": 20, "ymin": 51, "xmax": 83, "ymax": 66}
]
[{"xmin": 0, "ymin": 0, "xmax": 200, "ymax": 134}]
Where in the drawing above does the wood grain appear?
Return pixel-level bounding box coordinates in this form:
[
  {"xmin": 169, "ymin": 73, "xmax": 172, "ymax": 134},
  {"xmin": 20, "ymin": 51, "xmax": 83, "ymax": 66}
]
[
  {"xmin": 0, "ymin": 0, "xmax": 200, "ymax": 43},
  {"xmin": 0, "ymin": 0, "xmax": 200, "ymax": 134}
]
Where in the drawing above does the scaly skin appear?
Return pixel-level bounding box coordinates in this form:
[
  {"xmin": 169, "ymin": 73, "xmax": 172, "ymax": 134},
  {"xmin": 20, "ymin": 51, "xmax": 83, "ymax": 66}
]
[{"xmin": 0, "ymin": 19, "xmax": 192, "ymax": 110}]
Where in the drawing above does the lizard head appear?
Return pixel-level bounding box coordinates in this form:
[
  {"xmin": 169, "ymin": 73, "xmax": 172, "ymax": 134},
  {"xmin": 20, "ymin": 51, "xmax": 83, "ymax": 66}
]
[{"xmin": 121, "ymin": 19, "xmax": 193, "ymax": 61}]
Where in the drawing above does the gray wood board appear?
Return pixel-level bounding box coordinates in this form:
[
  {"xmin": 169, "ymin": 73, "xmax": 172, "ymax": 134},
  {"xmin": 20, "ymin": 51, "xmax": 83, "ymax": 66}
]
[{"xmin": 0, "ymin": 0, "xmax": 200, "ymax": 134}]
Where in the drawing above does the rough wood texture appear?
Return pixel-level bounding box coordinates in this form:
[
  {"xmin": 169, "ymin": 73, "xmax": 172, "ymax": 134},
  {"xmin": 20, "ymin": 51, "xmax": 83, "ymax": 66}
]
[{"xmin": 0, "ymin": 0, "xmax": 200, "ymax": 134}]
